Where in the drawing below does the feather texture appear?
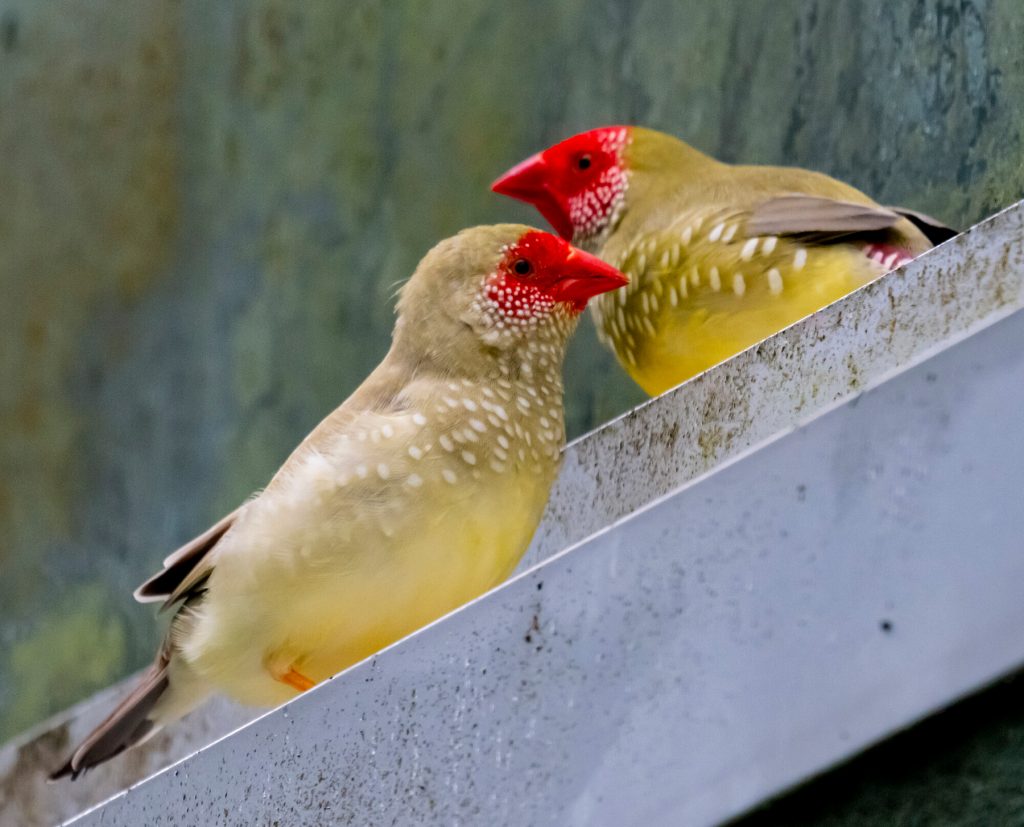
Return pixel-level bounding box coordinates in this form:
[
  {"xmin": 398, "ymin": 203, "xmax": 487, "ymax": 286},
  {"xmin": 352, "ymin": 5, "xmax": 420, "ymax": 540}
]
[
  {"xmin": 746, "ymin": 194, "xmax": 902, "ymax": 237},
  {"xmin": 133, "ymin": 506, "xmax": 242, "ymax": 608}
]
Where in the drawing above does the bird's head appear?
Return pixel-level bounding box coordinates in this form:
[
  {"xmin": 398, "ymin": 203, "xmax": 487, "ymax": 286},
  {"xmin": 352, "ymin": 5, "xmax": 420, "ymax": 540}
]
[
  {"xmin": 395, "ymin": 225, "xmax": 627, "ymax": 369},
  {"xmin": 492, "ymin": 126, "xmax": 712, "ymax": 249}
]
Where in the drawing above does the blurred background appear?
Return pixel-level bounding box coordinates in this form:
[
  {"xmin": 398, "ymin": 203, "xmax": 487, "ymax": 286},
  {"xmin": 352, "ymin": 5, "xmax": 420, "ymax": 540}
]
[{"xmin": 2, "ymin": 0, "xmax": 1023, "ymax": 820}]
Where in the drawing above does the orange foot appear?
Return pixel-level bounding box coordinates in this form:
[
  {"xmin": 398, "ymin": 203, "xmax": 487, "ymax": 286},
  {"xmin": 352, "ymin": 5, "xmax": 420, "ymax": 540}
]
[{"xmin": 273, "ymin": 666, "xmax": 316, "ymax": 693}]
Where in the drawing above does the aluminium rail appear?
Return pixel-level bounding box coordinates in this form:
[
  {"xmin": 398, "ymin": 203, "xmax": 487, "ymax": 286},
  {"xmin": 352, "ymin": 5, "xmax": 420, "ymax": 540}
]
[{"xmin": 1, "ymin": 200, "xmax": 1022, "ymax": 826}]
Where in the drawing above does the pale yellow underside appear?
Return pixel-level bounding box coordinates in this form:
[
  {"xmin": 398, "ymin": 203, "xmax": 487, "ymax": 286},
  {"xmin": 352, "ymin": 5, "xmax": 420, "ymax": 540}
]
[
  {"xmin": 178, "ymin": 415, "xmax": 554, "ymax": 708},
  {"xmin": 597, "ymin": 225, "xmax": 884, "ymax": 396}
]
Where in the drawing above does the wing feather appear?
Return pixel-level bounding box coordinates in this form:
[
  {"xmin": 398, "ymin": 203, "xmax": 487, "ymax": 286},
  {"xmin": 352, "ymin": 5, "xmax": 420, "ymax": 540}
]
[
  {"xmin": 133, "ymin": 506, "xmax": 243, "ymax": 608},
  {"xmin": 746, "ymin": 193, "xmax": 901, "ymax": 237}
]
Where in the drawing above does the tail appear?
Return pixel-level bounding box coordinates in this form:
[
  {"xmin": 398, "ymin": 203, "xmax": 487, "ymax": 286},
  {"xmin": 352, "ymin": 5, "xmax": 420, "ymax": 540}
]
[{"xmin": 49, "ymin": 644, "xmax": 208, "ymax": 781}]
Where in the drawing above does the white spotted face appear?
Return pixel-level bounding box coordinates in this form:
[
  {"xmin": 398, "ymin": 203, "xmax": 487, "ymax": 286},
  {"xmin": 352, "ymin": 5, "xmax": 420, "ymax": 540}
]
[
  {"xmin": 466, "ymin": 230, "xmax": 627, "ymax": 351},
  {"xmin": 492, "ymin": 127, "xmax": 632, "ymax": 248}
]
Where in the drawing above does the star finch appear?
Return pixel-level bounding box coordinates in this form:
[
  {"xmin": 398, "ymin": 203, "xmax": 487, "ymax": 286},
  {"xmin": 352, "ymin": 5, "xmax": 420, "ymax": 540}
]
[
  {"xmin": 52, "ymin": 224, "xmax": 627, "ymax": 779},
  {"xmin": 493, "ymin": 126, "xmax": 955, "ymax": 396}
]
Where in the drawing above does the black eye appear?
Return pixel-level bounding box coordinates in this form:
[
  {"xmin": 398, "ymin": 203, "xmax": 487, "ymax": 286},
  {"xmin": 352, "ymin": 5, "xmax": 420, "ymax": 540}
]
[
  {"xmin": 513, "ymin": 258, "xmax": 532, "ymax": 276},
  {"xmin": 576, "ymin": 154, "xmax": 592, "ymax": 171}
]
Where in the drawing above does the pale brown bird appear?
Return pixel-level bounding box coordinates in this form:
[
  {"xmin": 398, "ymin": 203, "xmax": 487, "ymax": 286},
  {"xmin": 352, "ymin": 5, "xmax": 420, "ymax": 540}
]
[
  {"xmin": 494, "ymin": 126, "xmax": 955, "ymax": 395},
  {"xmin": 51, "ymin": 224, "xmax": 627, "ymax": 779}
]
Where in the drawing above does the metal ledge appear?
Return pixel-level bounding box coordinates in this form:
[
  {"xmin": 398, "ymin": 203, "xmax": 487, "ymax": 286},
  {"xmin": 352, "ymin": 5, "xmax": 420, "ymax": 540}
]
[
  {"xmin": 3, "ymin": 200, "xmax": 1023, "ymax": 825},
  {"xmin": 68, "ymin": 224, "xmax": 1024, "ymax": 826}
]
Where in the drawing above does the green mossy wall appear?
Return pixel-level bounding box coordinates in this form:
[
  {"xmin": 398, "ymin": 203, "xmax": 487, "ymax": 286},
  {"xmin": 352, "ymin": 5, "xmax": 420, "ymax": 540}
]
[{"xmin": 2, "ymin": 4, "xmax": 1022, "ymax": 819}]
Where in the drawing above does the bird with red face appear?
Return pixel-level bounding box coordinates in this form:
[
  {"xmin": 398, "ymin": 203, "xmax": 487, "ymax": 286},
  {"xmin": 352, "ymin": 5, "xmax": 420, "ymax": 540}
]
[
  {"xmin": 494, "ymin": 126, "xmax": 955, "ymax": 395},
  {"xmin": 52, "ymin": 224, "xmax": 627, "ymax": 779}
]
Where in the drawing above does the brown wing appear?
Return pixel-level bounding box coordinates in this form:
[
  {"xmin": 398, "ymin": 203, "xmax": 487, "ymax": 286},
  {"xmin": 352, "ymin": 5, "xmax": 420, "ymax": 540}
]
[
  {"xmin": 746, "ymin": 193, "xmax": 902, "ymax": 238},
  {"xmin": 886, "ymin": 206, "xmax": 958, "ymax": 245},
  {"xmin": 133, "ymin": 506, "xmax": 243, "ymax": 609}
]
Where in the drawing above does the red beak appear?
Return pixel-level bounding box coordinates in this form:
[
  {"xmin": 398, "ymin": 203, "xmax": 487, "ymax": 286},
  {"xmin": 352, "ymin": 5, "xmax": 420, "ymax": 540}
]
[
  {"xmin": 492, "ymin": 153, "xmax": 575, "ymax": 240},
  {"xmin": 551, "ymin": 246, "xmax": 629, "ymax": 310}
]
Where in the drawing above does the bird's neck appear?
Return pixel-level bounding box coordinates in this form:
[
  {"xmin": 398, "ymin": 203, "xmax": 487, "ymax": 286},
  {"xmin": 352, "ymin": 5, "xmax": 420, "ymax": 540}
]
[{"xmin": 360, "ymin": 322, "xmax": 572, "ymax": 423}]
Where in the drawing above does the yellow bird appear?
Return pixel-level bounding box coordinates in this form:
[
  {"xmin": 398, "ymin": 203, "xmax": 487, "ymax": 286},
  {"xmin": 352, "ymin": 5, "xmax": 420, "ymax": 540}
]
[
  {"xmin": 493, "ymin": 126, "xmax": 955, "ymax": 396},
  {"xmin": 51, "ymin": 224, "xmax": 627, "ymax": 779}
]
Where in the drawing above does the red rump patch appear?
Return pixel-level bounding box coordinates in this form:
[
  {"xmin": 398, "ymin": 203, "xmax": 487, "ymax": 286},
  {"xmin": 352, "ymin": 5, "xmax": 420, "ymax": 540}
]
[{"xmin": 862, "ymin": 243, "xmax": 914, "ymax": 270}]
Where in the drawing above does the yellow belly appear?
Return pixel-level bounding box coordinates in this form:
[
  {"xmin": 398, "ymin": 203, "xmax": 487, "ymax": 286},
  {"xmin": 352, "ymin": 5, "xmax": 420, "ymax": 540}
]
[
  {"xmin": 182, "ymin": 468, "xmax": 552, "ymax": 707},
  {"xmin": 600, "ymin": 243, "xmax": 881, "ymax": 396}
]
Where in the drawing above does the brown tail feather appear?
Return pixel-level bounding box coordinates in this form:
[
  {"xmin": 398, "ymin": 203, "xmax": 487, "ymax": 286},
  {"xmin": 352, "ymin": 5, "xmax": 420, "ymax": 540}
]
[{"xmin": 50, "ymin": 656, "xmax": 170, "ymax": 781}]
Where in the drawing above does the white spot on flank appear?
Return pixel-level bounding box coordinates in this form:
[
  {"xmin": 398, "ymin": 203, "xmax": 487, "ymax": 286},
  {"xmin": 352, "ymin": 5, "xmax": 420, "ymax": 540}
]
[
  {"xmin": 669, "ymin": 286, "xmax": 679, "ymax": 307},
  {"xmin": 517, "ymin": 396, "xmax": 531, "ymax": 409},
  {"xmin": 497, "ymin": 434, "xmax": 510, "ymax": 450},
  {"xmin": 408, "ymin": 445, "xmax": 423, "ymax": 461},
  {"xmin": 439, "ymin": 434, "xmax": 455, "ymax": 452},
  {"xmin": 355, "ymin": 464, "xmax": 368, "ymax": 479},
  {"xmin": 406, "ymin": 473, "xmax": 423, "ymax": 488},
  {"xmin": 376, "ymin": 463, "xmax": 390, "ymax": 480},
  {"xmin": 732, "ymin": 272, "xmax": 746, "ymax": 296},
  {"xmin": 461, "ymin": 450, "xmax": 477, "ymax": 466},
  {"xmin": 722, "ymin": 224, "xmax": 738, "ymax": 242},
  {"xmin": 681, "ymin": 226, "xmax": 693, "ymax": 245},
  {"xmin": 690, "ymin": 267, "xmax": 700, "ymax": 286},
  {"xmin": 469, "ymin": 418, "xmax": 487, "ymax": 433},
  {"xmin": 767, "ymin": 268, "xmax": 783, "ymax": 295},
  {"xmin": 381, "ymin": 424, "xmax": 395, "ymax": 439},
  {"xmin": 489, "ymin": 460, "xmax": 506, "ymax": 474},
  {"xmin": 462, "ymin": 398, "xmax": 478, "ymax": 411},
  {"xmin": 740, "ymin": 238, "xmax": 758, "ymax": 261},
  {"xmin": 411, "ymin": 412, "xmax": 427, "ymax": 426},
  {"xmin": 794, "ymin": 248, "xmax": 808, "ymax": 270},
  {"xmin": 442, "ymin": 468, "xmax": 457, "ymax": 485},
  {"xmin": 709, "ymin": 222, "xmax": 724, "ymax": 242},
  {"xmin": 709, "ymin": 266, "xmax": 721, "ymax": 291},
  {"xmin": 762, "ymin": 236, "xmax": 778, "ymax": 255}
]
